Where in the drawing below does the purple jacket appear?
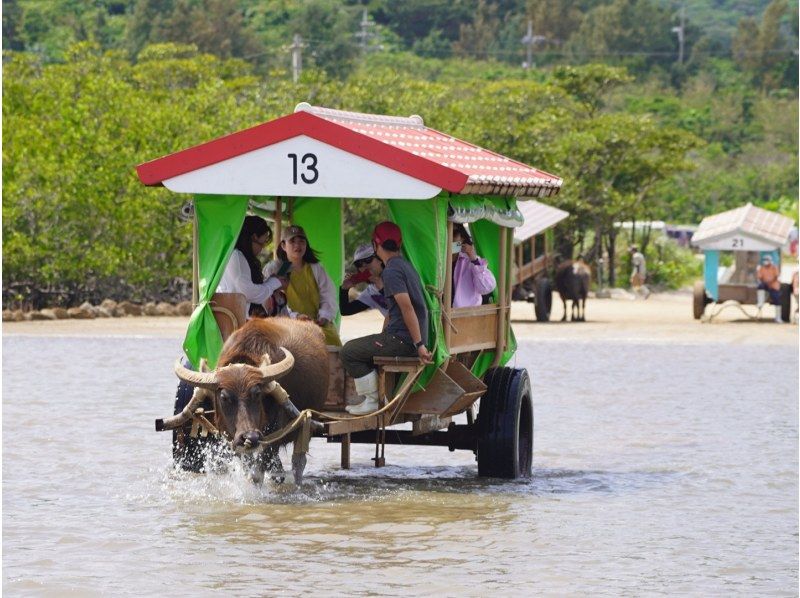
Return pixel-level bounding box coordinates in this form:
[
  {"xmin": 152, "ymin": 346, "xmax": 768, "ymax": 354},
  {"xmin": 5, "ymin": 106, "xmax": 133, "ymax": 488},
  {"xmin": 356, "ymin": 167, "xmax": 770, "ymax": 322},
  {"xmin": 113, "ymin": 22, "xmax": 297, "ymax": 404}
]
[{"xmin": 453, "ymin": 253, "xmax": 497, "ymax": 308}]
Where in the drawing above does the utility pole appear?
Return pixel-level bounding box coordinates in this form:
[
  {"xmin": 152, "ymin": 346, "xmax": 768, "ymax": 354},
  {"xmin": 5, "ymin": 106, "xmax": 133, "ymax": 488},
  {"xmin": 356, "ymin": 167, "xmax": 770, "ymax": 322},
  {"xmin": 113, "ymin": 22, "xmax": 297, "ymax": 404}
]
[
  {"xmin": 355, "ymin": 9, "xmax": 374, "ymax": 55},
  {"xmin": 290, "ymin": 34, "xmax": 303, "ymax": 83},
  {"xmin": 671, "ymin": 5, "xmax": 685, "ymax": 65},
  {"xmin": 521, "ymin": 19, "xmax": 547, "ymax": 69}
]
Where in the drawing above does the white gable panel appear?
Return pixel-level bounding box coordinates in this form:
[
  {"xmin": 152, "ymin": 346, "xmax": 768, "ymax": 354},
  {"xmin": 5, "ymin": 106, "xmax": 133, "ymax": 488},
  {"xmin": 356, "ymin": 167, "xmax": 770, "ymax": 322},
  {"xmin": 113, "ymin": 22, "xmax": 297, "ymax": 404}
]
[
  {"xmin": 696, "ymin": 231, "xmax": 779, "ymax": 251},
  {"xmin": 162, "ymin": 135, "xmax": 441, "ymax": 199}
]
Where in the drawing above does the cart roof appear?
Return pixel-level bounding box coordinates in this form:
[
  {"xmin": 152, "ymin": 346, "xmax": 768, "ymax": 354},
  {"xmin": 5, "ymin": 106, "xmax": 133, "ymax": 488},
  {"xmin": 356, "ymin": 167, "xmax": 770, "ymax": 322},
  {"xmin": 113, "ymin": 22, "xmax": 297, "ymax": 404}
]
[
  {"xmin": 136, "ymin": 103, "xmax": 562, "ymax": 200},
  {"xmin": 513, "ymin": 200, "xmax": 569, "ymax": 242},
  {"xmin": 692, "ymin": 203, "xmax": 794, "ymax": 251}
]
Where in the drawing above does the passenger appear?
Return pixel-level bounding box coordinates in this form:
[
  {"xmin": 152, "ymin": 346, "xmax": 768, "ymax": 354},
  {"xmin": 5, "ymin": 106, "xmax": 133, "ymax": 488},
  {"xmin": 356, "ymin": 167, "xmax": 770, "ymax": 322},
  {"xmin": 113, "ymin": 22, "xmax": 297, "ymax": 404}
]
[
  {"xmin": 340, "ymin": 244, "xmax": 389, "ymax": 317},
  {"xmin": 451, "ymin": 223, "xmax": 496, "ymax": 307},
  {"xmin": 756, "ymin": 254, "xmax": 782, "ymax": 322},
  {"xmin": 341, "ymin": 221, "xmax": 432, "ymax": 415},
  {"xmin": 217, "ymin": 215, "xmax": 286, "ymax": 315},
  {"xmin": 264, "ymin": 225, "xmax": 341, "ymax": 346}
]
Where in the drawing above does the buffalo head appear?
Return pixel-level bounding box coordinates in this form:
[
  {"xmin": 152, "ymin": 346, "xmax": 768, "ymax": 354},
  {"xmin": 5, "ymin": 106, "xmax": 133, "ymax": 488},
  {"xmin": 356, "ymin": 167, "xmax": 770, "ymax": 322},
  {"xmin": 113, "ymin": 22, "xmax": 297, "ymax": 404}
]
[{"xmin": 173, "ymin": 348, "xmax": 294, "ymax": 454}]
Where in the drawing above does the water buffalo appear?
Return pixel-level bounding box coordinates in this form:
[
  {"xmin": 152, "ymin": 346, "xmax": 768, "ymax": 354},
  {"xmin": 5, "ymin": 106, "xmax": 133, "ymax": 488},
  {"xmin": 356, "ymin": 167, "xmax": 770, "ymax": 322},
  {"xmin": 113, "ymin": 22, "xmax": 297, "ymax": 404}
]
[
  {"xmin": 554, "ymin": 259, "xmax": 591, "ymax": 322},
  {"xmin": 163, "ymin": 318, "xmax": 329, "ymax": 485}
]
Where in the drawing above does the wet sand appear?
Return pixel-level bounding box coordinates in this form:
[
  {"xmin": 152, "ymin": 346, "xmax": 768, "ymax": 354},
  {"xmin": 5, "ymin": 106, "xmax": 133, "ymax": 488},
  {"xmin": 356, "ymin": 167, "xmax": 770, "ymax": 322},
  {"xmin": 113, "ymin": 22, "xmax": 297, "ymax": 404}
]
[{"xmin": 5, "ymin": 292, "xmax": 797, "ymax": 346}]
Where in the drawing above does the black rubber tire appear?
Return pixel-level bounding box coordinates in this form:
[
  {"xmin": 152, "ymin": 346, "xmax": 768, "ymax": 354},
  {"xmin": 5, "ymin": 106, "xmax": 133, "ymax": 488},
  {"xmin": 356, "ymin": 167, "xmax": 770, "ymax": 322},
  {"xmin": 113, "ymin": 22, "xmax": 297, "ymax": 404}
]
[
  {"xmin": 780, "ymin": 283, "xmax": 791, "ymax": 323},
  {"xmin": 477, "ymin": 367, "xmax": 533, "ymax": 479},
  {"xmin": 693, "ymin": 281, "xmax": 707, "ymax": 320},
  {"xmin": 172, "ymin": 378, "xmax": 217, "ymax": 472},
  {"xmin": 534, "ymin": 278, "xmax": 552, "ymax": 322}
]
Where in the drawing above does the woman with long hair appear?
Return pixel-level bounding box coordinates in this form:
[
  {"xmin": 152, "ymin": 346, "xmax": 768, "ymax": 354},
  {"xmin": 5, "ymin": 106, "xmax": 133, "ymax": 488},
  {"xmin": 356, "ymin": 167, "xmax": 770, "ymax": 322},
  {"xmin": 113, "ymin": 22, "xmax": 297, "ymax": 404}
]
[
  {"xmin": 263, "ymin": 224, "xmax": 341, "ymax": 346},
  {"xmin": 217, "ymin": 215, "xmax": 285, "ymax": 310}
]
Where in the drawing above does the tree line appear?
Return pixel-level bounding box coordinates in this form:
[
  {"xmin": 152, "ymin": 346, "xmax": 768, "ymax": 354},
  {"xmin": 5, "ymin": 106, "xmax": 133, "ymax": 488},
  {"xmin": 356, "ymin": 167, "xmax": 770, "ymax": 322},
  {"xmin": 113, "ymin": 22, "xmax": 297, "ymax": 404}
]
[
  {"xmin": 2, "ymin": 0, "xmax": 797, "ymax": 306},
  {"xmin": 3, "ymin": 0, "xmax": 797, "ymax": 89}
]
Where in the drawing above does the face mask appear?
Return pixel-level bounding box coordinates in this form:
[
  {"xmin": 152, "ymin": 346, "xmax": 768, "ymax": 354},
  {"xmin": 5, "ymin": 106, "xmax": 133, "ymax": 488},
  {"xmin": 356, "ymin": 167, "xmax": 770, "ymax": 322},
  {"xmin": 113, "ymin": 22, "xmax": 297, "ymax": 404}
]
[{"xmin": 451, "ymin": 242, "xmax": 462, "ymax": 255}]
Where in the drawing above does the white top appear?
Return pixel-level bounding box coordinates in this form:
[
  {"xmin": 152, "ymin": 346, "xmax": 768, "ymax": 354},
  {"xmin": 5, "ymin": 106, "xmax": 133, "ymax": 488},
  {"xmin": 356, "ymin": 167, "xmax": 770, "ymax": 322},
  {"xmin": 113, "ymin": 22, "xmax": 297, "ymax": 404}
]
[
  {"xmin": 263, "ymin": 260, "xmax": 338, "ymax": 322},
  {"xmin": 631, "ymin": 252, "xmax": 647, "ymax": 277},
  {"xmin": 217, "ymin": 249, "xmax": 281, "ymax": 305},
  {"xmin": 357, "ymin": 283, "xmax": 389, "ymax": 317}
]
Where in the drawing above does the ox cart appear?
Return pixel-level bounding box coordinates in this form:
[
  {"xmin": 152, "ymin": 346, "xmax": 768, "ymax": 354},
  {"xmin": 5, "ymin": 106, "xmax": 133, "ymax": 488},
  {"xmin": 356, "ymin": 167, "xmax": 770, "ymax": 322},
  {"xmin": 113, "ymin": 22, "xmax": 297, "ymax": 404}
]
[
  {"xmin": 691, "ymin": 203, "xmax": 793, "ymax": 323},
  {"xmin": 510, "ymin": 200, "xmax": 568, "ymax": 321},
  {"xmin": 136, "ymin": 104, "xmax": 563, "ymax": 480}
]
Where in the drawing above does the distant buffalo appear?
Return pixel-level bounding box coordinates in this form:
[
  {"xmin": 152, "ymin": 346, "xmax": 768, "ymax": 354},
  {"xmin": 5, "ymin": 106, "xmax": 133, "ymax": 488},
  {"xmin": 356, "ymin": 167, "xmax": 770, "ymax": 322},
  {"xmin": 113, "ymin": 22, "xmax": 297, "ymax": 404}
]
[{"xmin": 555, "ymin": 259, "xmax": 590, "ymax": 322}]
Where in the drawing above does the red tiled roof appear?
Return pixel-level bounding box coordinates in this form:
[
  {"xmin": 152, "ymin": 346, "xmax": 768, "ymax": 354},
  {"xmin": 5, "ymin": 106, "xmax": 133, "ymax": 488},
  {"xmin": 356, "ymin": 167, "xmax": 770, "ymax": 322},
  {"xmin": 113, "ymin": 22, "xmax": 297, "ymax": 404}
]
[{"xmin": 136, "ymin": 104, "xmax": 562, "ymax": 198}]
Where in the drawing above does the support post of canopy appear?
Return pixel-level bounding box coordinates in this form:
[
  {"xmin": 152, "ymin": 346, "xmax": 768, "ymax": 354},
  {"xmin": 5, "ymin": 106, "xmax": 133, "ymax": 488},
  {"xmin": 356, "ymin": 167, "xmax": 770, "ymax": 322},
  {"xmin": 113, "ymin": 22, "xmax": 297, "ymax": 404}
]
[
  {"xmin": 274, "ymin": 197, "xmax": 283, "ymax": 260},
  {"xmin": 492, "ymin": 226, "xmax": 508, "ymax": 368},
  {"xmin": 192, "ymin": 208, "xmax": 199, "ymax": 307},
  {"xmin": 443, "ymin": 219, "xmax": 454, "ymax": 352}
]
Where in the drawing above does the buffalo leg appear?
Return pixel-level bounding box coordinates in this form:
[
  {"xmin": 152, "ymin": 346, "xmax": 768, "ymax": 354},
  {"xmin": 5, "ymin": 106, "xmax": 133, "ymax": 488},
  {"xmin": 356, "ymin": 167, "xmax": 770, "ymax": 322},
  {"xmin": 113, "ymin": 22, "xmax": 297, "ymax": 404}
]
[
  {"xmin": 292, "ymin": 453, "xmax": 307, "ymax": 486},
  {"xmin": 560, "ymin": 296, "xmax": 567, "ymax": 321},
  {"xmin": 259, "ymin": 446, "xmax": 285, "ymax": 484}
]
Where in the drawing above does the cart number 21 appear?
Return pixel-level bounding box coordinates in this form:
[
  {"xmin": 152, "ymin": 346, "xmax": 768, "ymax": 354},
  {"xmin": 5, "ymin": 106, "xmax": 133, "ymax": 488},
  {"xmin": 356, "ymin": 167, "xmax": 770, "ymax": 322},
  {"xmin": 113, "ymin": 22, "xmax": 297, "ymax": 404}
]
[{"xmin": 288, "ymin": 153, "xmax": 319, "ymax": 184}]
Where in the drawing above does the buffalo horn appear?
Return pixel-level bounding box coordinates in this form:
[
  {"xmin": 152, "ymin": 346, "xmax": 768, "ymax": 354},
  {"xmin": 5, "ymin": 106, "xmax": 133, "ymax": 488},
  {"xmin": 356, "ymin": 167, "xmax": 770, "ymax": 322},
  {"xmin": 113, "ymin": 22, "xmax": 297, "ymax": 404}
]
[
  {"xmin": 173, "ymin": 357, "xmax": 219, "ymax": 390},
  {"xmin": 156, "ymin": 387, "xmax": 208, "ymax": 431},
  {"xmin": 258, "ymin": 347, "xmax": 295, "ymax": 381}
]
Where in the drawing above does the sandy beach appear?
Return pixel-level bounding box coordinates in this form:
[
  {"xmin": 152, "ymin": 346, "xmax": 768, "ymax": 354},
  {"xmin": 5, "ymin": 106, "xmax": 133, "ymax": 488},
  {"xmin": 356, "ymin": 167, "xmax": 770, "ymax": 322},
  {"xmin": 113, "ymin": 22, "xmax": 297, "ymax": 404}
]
[{"xmin": 4, "ymin": 291, "xmax": 797, "ymax": 346}]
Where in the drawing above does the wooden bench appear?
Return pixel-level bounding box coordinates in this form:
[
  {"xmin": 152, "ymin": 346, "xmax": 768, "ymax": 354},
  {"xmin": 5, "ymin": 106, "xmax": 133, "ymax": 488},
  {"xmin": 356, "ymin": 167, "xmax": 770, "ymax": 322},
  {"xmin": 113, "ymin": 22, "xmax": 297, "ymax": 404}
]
[{"xmin": 210, "ymin": 292, "xmax": 247, "ymax": 342}]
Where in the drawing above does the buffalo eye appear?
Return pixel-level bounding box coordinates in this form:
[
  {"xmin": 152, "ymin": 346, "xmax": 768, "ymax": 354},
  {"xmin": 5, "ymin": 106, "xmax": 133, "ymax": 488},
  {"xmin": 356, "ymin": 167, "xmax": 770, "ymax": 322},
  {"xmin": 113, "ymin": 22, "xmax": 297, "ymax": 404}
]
[
  {"xmin": 219, "ymin": 390, "xmax": 234, "ymax": 405},
  {"xmin": 249, "ymin": 387, "xmax": 263, "ymax": 401}
]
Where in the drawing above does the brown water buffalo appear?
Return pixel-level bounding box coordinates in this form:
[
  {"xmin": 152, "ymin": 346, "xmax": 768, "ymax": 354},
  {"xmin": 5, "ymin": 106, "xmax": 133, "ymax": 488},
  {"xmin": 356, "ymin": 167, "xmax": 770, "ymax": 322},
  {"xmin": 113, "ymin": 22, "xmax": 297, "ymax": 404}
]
[
  {"xmin": 165, "ymin": 318, "xmax": 329, "ymax": 485},
  {"xmin": 554, "ymin": 259, "xmax": 591, "ymax": 322}
]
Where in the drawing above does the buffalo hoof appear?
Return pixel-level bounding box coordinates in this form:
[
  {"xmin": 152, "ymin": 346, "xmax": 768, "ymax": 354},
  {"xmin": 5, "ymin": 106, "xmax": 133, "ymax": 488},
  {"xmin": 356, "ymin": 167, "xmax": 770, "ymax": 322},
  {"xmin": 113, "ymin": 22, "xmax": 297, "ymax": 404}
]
[{"xmin": 292, "ymin": 453, "xmax": 307, "ymax": 486}]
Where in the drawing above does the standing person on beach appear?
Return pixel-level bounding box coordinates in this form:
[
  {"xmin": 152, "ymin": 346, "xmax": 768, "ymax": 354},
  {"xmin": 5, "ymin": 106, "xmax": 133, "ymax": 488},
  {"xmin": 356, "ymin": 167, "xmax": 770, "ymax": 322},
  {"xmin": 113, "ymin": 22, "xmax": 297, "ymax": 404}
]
[
  {"xmin": 629, "ymin": 245, "xmax": 650, "ymax": 299},
  {"xmin": 341, "ymin": 221, "xmax": 432, "ymax": 415}
]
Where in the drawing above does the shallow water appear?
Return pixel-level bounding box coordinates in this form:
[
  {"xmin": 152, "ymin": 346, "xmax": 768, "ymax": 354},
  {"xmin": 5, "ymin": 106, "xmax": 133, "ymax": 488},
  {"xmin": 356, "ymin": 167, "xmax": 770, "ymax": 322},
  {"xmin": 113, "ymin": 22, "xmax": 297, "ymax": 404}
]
[{"xmin": 3, "ymin": 333, "xmax": 797, "ymax": 596}]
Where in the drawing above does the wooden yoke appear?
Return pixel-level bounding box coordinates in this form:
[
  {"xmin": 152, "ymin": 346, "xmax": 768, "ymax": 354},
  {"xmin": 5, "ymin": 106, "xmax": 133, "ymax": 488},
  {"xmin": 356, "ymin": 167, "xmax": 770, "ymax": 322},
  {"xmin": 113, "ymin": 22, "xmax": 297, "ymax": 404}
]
[{"xmin": 210, "ymin": 292, "xmax": 247, "ymax": 342}]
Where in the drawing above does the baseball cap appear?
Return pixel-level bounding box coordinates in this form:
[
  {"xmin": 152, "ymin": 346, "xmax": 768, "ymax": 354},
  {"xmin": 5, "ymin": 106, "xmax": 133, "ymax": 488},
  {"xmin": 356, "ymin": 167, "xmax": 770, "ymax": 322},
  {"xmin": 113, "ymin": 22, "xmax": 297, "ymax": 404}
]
[
  {"xmin": 281, "ymin": 225, "xmax": 307, "ymax": 242},
  {"xmin": 352, "ymin": 243, "xmax": 375, "ymax": 265},
  {"xmin": 372, "ymin": 221, "xmax": 402, "ymax": 247}
]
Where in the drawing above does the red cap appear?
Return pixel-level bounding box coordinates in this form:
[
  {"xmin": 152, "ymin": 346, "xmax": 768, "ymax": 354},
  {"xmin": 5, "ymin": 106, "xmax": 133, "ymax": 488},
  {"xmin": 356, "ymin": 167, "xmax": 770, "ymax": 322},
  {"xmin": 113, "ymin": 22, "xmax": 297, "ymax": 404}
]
[{"xmin": 372, "ymin": 221, "xmax": 402, "ymax": 247}]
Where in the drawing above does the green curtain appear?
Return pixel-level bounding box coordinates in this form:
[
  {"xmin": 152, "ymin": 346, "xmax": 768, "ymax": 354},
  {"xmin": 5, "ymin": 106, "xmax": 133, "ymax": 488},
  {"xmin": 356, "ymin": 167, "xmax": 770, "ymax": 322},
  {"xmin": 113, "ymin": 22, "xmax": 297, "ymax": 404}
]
[
  {"xmin": 387, "ymin": 196, "xmax": 448, "ymax": 386},
  {"xmin": 292, "ymin": 198, "xmax": 344, "ymax": 328},
  {"xmin": 469, "ymin": 218, "xmax": 517, "ymax": 378},
  {"xmin": 183, "ymin": 194, "xmax": 248, "ymax": 368}
]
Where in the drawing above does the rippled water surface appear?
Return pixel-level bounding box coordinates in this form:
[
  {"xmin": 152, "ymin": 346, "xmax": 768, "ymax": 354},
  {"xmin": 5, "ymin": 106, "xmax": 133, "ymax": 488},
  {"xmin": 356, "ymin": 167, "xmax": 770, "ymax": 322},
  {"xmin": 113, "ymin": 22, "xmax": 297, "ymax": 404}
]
[{"xmin": 3, "ymin": 333, "xmax": 798, "ymax": 596}]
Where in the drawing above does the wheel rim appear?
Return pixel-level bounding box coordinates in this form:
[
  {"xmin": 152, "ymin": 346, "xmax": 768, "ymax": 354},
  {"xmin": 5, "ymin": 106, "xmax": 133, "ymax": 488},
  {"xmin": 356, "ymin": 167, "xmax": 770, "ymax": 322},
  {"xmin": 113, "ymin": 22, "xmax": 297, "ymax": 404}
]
[{"xmin": 517, "ymin": 393, "xmax": 533, "ymax": 477}]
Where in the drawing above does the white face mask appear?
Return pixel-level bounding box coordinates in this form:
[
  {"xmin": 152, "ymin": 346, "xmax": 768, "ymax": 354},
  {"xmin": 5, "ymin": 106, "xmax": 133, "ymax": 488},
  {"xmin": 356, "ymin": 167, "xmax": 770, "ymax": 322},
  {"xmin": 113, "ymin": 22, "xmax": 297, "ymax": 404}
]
[{"xmin": 451, "ymin": 242, "xmax": 462, "ymax": 255}]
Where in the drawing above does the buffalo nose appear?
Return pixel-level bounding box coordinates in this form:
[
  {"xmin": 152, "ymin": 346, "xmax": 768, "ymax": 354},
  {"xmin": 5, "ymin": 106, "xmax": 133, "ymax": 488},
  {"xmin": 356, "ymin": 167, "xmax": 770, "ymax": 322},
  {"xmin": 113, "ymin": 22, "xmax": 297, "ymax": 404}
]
[{"xmin": 241, "ymin": 431, "xmax": 261, "ymax": 449}]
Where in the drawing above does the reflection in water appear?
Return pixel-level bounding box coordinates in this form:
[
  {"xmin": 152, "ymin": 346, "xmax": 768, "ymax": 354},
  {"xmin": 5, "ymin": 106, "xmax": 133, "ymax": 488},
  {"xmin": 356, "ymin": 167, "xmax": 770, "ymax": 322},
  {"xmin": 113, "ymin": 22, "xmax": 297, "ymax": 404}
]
[{"xmin": 3, "ymin": 335, "xmax": 797, "ymax": 596}]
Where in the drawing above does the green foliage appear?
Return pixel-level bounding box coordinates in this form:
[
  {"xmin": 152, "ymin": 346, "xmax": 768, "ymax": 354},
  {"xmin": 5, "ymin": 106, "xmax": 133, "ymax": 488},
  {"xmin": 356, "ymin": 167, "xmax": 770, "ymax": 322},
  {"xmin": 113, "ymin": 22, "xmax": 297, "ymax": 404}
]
[
  {"xmin": 643, "ymin": 237, "xmax": 703, "ymax": 289},
  {"xmin": 2, "ymin": 29, "xmax": 797, "ymax": 302}
]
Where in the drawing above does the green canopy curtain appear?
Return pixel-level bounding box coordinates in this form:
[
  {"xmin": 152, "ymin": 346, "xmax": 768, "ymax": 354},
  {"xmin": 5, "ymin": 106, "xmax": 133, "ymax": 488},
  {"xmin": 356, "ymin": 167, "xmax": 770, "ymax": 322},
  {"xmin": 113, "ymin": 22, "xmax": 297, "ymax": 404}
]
[
  {"xmin": 469, "ymin": 217, "xmax": 517, "ymax": 378},
  {"xmin": 292, "ymin": 198, "xmax": 344, "ymax": 329},
  {"xmin": 183, "ymin": 194, "xmax": 248, "ymax": 368},
  {"xmin": 387, "ymin": 196, "xmax": 448, "ymax": 386}
]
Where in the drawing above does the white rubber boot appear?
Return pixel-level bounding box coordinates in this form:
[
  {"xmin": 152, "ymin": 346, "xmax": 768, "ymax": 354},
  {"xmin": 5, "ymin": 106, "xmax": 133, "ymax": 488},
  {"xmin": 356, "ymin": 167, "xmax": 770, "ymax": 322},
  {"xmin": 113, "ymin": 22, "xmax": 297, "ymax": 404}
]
[
  {"xmin": 346, "ymin": 370, "xmax": 380, "ymax": 415},
  {"xmin": 774, "ymin": 305, "xmax": 783, "ymax": 323},
  {"xmin": 757, "ymin": 289, "xmax": 766, "ymax": 308}
]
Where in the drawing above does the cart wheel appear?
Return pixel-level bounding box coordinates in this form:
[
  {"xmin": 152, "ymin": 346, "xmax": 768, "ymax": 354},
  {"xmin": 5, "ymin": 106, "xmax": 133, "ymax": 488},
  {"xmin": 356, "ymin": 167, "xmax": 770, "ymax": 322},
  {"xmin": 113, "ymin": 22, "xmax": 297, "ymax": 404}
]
[
  {"xmin": 534, "ymin": 278, "xmax": 552, "ymax": 322},
  {"xmin": 172, "ymin": 378, "xmax": 217, "ymax": 473},
  {"xmin": 693, "ymin": 281, "xmax": 708, "ymax": 320},
  {"xmin": 477, "ymin": 367, "xmax": 533, "ymax": 479},
  {"xmin": 780, "ymin": 283, "xmax": 791, "ymax": 323}
]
